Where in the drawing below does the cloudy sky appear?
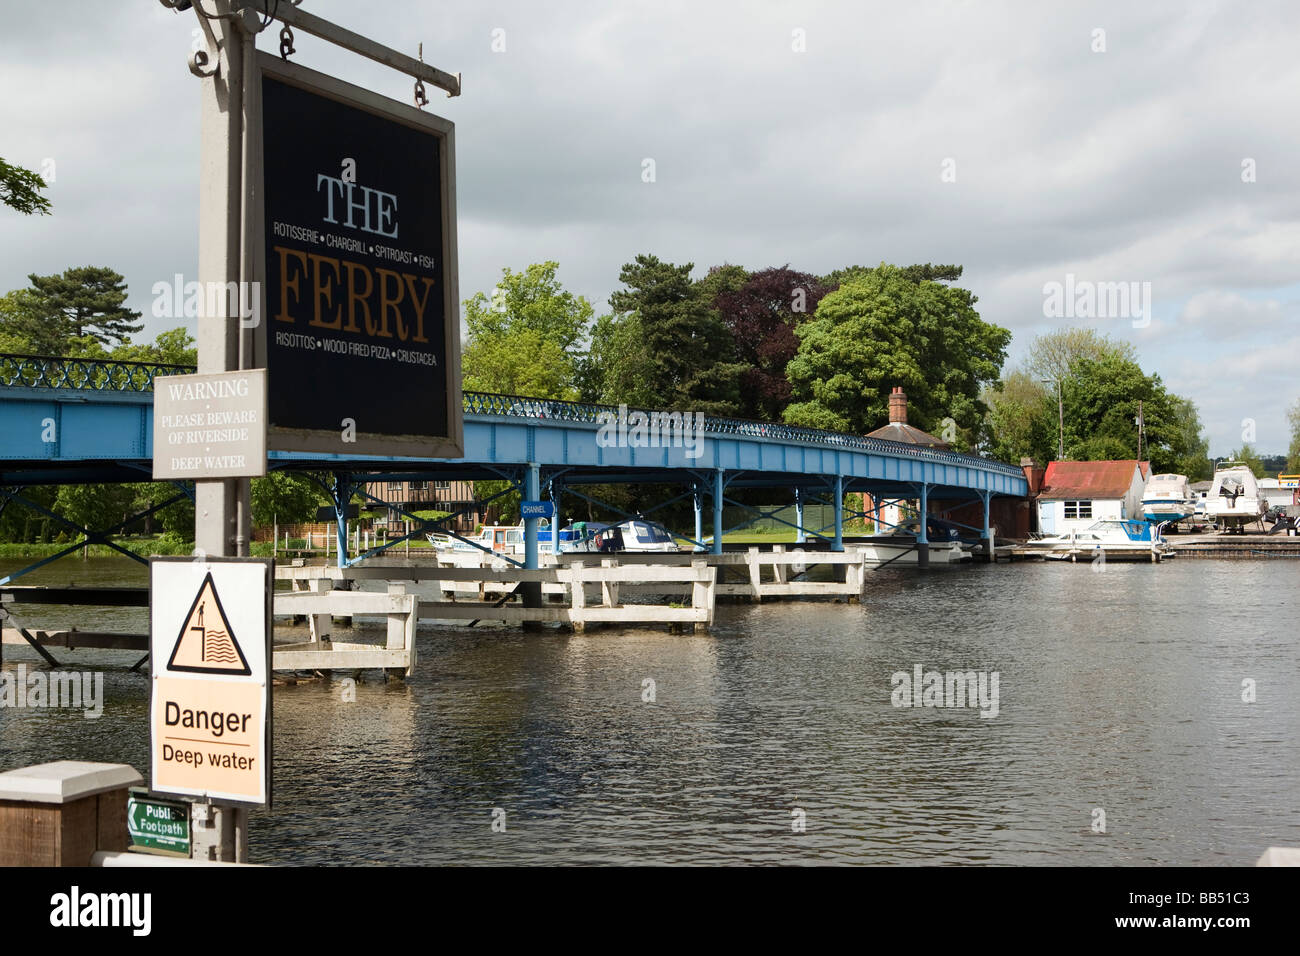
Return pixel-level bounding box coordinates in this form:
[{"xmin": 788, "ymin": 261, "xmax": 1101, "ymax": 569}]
[{"xmin": 3, "ymin": 0, "xmax": 1297, "ymax": 456}]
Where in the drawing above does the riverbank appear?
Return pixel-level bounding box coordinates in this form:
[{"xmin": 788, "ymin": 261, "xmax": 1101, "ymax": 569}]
[{"xmin": 0, "ymin": 537, "xmax": 194, "ymax": 559}]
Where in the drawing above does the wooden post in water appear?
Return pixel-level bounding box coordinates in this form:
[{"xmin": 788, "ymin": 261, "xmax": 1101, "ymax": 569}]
[{"xmin": 570, "ymin": 561, "xmax": 586, "ymax": 632}]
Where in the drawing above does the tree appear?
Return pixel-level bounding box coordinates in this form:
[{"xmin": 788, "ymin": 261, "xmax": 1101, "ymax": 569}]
[
  {"xmin": 598, "ymin": 254, "xmax": 744, "ymax": 415},
  {"xmin": 52, "ymin": 484, "xmax": 136, "ymax": 543},
  {"xmin": 251, "ymin": 472, "xmax": 321, "ymax": 527},
  {"xmin": 784, "ymin": 264, "xmax": 1010, "ymax": 447},
  {"xmin": 1287, "ymin": 399, "xmax": 1300, "ymax": 474},
  {"xmin": 0, "ymin": 157, "xmax": 51, "ymax": 215},
  {"xmin": 110, "ymin": 327, "xmax": 197, "ymax": 366},
  {"xmin": 1023, "ymin": 326, "xmax": 1136, "ymax": 384},
  {"xmin": 712, "ymin": 266, "xmax": 829, "ymax": 421},
  {"xmin": 578, "ymin": 310, "xmax": 656, "ymax": 406},
  {"xmin": 26, "ymin": 267, "xmax": 142, "ymax": 348},
  {"xmin": 1165, "ymin": 395, "xmax": 1211, "ymax": 480},
  {"xmin": 1059, "ymin": 354, "xmax": 1203, "ymax": 473},
  {"xmin": 981, "ymin": 370, "xmax": 1056, "ymax": 464},
  {"xmin": 462, "ymin": 261, "xmax": 592, "ymax": 398},
  {"xmin": 0, "ymin": 288, "xmax": 67, "ymax": 354},
  {"xmin": 822, "ymin": 262, "xmax": 963, "ymax": 290}
]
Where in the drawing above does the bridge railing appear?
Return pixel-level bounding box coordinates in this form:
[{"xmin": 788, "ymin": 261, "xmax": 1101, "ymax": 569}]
[
  {"xmin": 464, "ymin": 391, "xmax": 1026, "ymax": 477},
  {"xmin": 0, "ymin": 353, "xmax": 192, "ymax": 391},
  {"xmin": 1, "ymin": 353, "xmax": 1026, "ymax": 478}
]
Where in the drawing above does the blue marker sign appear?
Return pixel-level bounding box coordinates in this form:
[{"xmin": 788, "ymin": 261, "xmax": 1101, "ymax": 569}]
[{"xmin": 520, "ymin": 501, "xmax": 554, "ymax": 519}]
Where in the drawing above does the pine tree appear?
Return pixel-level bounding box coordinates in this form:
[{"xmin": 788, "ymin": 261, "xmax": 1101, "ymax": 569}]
[{"xmin": 27, "ymin": 266, "xmax": 143, "ymax": 347}]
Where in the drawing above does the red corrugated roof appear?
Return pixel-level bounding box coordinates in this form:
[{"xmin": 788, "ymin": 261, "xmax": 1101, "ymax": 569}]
[{"xmin": 1038, "ymin": 460, "xmax": 1144, "ymax": 500}]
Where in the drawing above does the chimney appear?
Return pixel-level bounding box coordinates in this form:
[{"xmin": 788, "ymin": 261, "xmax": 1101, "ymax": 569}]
[
  {"xmin": 1021, "ymin": 460, "xmax": 1046, "ymax": 496},
  {"xmin": 888, "ymin": 387, "xmax": 908, "ymax": 425}
]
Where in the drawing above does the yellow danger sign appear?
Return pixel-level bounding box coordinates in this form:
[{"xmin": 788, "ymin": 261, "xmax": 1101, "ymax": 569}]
[
  {"xmin": 150, "ymin": 559, "xmax": 272, "ymax": 807},
  {"xmin": 167, "ymin": 573, "xmax": 251, "ymax": 675}
]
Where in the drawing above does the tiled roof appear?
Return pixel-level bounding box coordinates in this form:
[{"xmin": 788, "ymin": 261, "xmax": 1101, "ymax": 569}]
[
  {"xmin": 864, "ymin": 421, "xmax": 950, "ymax": 448},
  {"xmin": 1037, "ymin": 460, "xmax": 1143, "ymax": 500}
]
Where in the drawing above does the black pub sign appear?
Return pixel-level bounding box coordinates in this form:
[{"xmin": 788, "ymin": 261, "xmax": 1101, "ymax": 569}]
[{"xmin": 255, "ymin": 54, "xmax": 463, "ymax": 458}]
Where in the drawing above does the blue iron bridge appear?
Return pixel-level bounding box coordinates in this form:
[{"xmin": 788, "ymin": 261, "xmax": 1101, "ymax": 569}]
[{"xmin": 0, "ymin": 353, "xmax": 1027, "ymax": 571}]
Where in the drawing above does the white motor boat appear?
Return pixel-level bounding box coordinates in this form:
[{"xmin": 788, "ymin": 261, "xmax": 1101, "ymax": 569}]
[
  {"xmin": 1204, "ymin": 464, "xmax": 1266, "ymax": 532},
  {"xmin": 854, "ymin": 519, "xmax": 973, "ymax": 566},
  {"xmin": 1141, "ymin": 473, "xmax": 1196, "ymax": 524},
  {"xmin": 1019, "ymin": 518, "xmax": 1174, "ymax": 561}
]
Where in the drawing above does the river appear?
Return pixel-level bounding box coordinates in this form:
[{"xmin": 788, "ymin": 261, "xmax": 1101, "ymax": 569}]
[{"xmin": 1, "ymin": 555, "xmax": 1296, "ymax": 865}]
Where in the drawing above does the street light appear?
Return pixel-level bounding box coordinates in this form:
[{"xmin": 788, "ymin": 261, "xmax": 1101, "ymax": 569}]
[{"xmin": 1041, "ymin": 379, "xmax": 1064, "ymax": 461}]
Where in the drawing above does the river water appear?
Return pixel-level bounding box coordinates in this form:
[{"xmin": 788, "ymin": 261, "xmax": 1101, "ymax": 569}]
[{"xmin": 1, "ymin": 555, "xmax": 1297, "ymax": 865}]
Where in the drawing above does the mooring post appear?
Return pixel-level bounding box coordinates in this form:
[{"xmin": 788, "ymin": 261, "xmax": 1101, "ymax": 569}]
[
  {"xmin": 795, "ymin": 487, "xmax": 806, "ymax": 544},
  {"xmin": 550, "ymin": 479, "xmax": 562, "ymax": 556},
  {"xmin": 334, "ymin": 473, "xmax": 350, "ymax": 570},
  {"xmin": 523, "ymin": 463, "xmax": 542, "ymax": 625},
  {"xmin": 833, "ymin": 474, "xmax": 844, "ymax": 552},
  {"xmin": 712, "ymin": 469, "xmax": 724, "ymax": 555},
  {"xmin": 917, "ymin": 483, "xmax": 930, "ymax": 568}
]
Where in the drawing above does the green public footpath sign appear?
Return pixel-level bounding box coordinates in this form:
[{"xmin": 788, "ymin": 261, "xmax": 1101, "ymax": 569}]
[{"xmin": 127, "ymin": 791, "xmax": 190, "ymax": 856}]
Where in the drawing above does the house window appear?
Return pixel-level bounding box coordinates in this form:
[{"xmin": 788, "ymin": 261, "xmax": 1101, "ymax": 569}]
[
  {"xmin": 409, "ymin": 481, "xmax": 427, "ymax": 491},
  {"xmin": 434, "ymin": 481, "xmax": 450, "ymax": 490},
  {"xmin": 386, "ymin": 481, "xmax": 403, "ymax": 492},
  {"xmin": 1063, "ymin": 500, "xmax": 1092, "ymax": 519}
]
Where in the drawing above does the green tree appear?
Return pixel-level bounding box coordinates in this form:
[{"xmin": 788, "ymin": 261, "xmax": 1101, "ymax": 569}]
[
  {"xmin": 1286, "ymin": 399, "xmax": 1300, "ymax": 474},
  {"xmin": 0, "ymin": 288, "xmax": 67, "ymax": 354},
  {"xmin": 0, "ymin": 157, "xmax": 51, "ymax": 215},
  {"xmin": 462, "ymin": 261, "xmax": 592, "ymax": 398},
  {"xmin": 251, "ymin": 472, "xmax": 321, "ymax": 527},
  {"xmin": 1023, "ymin": 326, "xmax": 1136, "ymax": 384},
  {"xmin": 981, "ymin": 370, "xmax": 1056, "ymax": 464},
  {"xmin": 822, "ymin": 262, "xmax": 963, "ymax": 290},
  {"xmin": 1059, "ymin": 355, "xmax": 1201, "ymax": 473},
  {"xmin": 27, "ymin": 266, "xmax": 143, "ymax": 348},
  {"xmin": 784, "ymin": 264, "xmax": 1010, "ymax": 447},
  {"xmin": 598, "ymin": 254, "xmax": 744, "ymax": 415},
  {"xmin": 110, "ymin": 327, "xmax": 197, "ymax": 366},
  {"xmin": 52, "ymin": 484, "xmax": 136, "ymax": 541},
  {"xmin": 1166, "ymin": 395, "xmax": 1211, "ymax": 480}
]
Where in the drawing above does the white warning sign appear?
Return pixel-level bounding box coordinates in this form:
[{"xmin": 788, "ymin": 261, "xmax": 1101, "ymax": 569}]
[{"xmin": 150, "ymin": 558, "xmax": 272, "ymax": 807}]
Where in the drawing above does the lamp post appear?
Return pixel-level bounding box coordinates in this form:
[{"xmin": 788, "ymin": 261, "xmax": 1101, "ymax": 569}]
[{"xmin": 1041, "ymin": 379, "xmax": 1064, "ymax": 460}]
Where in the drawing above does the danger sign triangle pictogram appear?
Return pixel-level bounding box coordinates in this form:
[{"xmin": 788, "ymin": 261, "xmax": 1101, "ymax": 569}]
[{"xmin": 166, "ymin": 572, "xmax": 251, "ymax": 675}]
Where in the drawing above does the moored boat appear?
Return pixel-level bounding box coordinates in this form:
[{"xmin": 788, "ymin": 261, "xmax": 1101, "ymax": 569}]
[
  {"xmin": 1019, "ymin": 518, "xmax": 1173, "ymax": 562},
  {"xmin": 1141, "ymin": 473, "xmax": 1196, "ymax": 524},
  {"xmin": 1204, "ymin": 463, "xmax": 1266, "ymax": 532}
]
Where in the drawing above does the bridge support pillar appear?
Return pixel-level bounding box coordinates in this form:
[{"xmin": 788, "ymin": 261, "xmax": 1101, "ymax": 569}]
[
  {"xmin": 917, "ymin": 483, "xmax": 930, "ymax": 568},
  {"xmin": 833, "ymin": 475, "xmax": 843, "ymax": 552},
  {"xmin": 712, "ymin": 470, "xmax": 724, "ymax": 555},
  {"xmin": 523, "ymin": 463, "xmax": 542, "ymax": 627},
  {"xmin": 795, "ymin": 488, "xmax": 806, "ymax": 545},
  {"xmin": 980, "ymin": 490, "xmax": 994, "ymax": 563}
]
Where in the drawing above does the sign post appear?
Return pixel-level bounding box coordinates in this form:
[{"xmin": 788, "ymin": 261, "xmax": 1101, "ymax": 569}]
[
  {"xmin": 162, "ymin": 0, "xmax": 463, "ymax": 860},
  {"xmin": 149, "ymin": 557, "xmax": 272, "ymax": 861}
]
